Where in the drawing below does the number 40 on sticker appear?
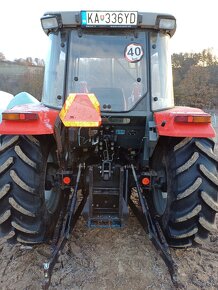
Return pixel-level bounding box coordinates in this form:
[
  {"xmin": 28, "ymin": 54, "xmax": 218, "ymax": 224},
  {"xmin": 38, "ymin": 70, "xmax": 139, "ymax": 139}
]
[{"xmin": 125, "ymin": 43, "xmax": 144, "ymax": 63}]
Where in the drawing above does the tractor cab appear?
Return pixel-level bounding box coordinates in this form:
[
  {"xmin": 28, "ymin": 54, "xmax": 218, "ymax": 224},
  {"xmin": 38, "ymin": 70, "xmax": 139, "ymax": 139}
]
[{"xmin": 41, "ymin": 11, "xmax": 176, "ymax": 113}]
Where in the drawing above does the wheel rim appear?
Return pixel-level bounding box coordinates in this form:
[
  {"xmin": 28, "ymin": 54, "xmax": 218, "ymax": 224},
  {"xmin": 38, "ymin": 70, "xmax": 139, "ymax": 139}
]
[
  {"xmin": 44, "ymin": 152, "xmax": 60, "ymax": 214},
  {"xmin": 153, "ymin": 169, "xmax": 168, "ymax": 216}
]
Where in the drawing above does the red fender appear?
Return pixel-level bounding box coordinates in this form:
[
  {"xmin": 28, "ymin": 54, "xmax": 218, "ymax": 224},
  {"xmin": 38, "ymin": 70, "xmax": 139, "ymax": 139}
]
[
  {"xmin": 0, "ymin": 103, "xmax": 59, "ymax": 135},
  {"xmin": 154, "ymin": 106, "xmax": 216, "ymax": 138}
]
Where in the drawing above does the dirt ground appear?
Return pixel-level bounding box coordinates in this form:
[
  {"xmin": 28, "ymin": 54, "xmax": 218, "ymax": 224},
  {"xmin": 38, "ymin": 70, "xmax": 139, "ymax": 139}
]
[{"xmin": 0, "ymin": 144, "xmax": 218, "ymax": 290}]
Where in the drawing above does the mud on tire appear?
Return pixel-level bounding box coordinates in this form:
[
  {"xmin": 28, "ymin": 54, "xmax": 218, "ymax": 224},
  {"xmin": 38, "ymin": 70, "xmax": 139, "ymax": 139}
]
[
  {"xmin": 0, "ymin": 135, "xmax": 61, "ymax": 244},
  {"xmin": 151, "ymin": 137, "xmax": 218, "ymax": 247}
]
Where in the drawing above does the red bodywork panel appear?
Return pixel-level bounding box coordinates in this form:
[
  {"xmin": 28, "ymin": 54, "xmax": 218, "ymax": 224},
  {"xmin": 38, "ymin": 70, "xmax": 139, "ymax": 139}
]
[
  {"xmin": 154, "ymin": 106, "xmax": 215, "ymax": 138},
  {"xmin": 0, "ymin": 103, "xmax": 59, "ymax": 135}
]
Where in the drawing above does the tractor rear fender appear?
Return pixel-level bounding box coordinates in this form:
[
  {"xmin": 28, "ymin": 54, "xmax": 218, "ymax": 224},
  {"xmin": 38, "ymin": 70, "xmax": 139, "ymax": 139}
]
[
  {"xmin": 0, "ymin": 102, "xmax": 59, "ymax": 135},
  {"xmin": 154, "ymin": 106, "xmax": 216, "ymax": 138}
]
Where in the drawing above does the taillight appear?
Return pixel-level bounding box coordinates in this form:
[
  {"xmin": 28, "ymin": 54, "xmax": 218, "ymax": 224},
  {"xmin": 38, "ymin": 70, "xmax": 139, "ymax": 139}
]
[
  {"xmin": 2, "ymin": 112, "xmax": 39, "ymax": 121},
  {"xmin": 174, "ymin": 115, "xmax": 211, "ymax": 123}
]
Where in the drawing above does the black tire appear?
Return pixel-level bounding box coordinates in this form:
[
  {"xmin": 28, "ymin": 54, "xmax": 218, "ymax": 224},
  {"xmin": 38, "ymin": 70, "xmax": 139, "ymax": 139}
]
[
  {"xmin": 0, "ymin": 135, "xmax": 61, "ymax": 244},
  {"xmin": 151, "ymin": 137, "xmax": 218, "ymax": 247}
]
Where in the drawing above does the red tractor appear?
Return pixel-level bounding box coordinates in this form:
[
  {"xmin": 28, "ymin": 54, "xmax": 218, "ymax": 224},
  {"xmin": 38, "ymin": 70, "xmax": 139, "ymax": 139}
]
[{"xmin": 0, "ymin": 10, "xmax": 217, "ymax": 288}]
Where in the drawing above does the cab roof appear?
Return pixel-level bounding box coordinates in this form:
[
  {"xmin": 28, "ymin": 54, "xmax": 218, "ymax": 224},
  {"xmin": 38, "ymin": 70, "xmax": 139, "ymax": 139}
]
[{"xmin": 41, "ymin": 11, "xmax": 176, "ymax": 37}]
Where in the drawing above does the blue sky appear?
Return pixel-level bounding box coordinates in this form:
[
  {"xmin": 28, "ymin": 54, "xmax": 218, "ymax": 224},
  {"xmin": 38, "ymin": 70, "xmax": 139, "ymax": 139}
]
[{"xmin": 0, "ymin": 0, "xmax": 217, "ymax": 60}]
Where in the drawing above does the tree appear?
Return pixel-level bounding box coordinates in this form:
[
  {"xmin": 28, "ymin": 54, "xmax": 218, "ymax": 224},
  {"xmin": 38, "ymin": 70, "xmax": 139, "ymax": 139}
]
[
  {"xmin": 199, "ymin": 48, "xmax": 218, "ymax": 67},
  {"xmin": 175, "ymin": 65, "xmax": 217, "ymax": 108},
  {"xmin": 172, "ymin": 52, "xmax": 201, "ymax": 86},
  {"xmin": 0, "ymin": 52, "xmax": 6, "ymax": 61},
  {"xmin": 173, "ymin": 48, "xmax": 218, "ymax": 109}
]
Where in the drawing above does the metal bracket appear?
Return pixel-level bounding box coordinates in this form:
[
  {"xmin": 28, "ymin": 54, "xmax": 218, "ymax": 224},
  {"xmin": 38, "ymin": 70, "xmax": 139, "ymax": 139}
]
[
  {"xmin": 101, "ymin": 160, "xmax": 112, "ymax": 180},
  {"xmin": 42, "ymin": 164, "xmax": 87, "ymax": 290},
  {"xmin": 129, "ymin": 164, "xmax": 183, "ymax": 289}
]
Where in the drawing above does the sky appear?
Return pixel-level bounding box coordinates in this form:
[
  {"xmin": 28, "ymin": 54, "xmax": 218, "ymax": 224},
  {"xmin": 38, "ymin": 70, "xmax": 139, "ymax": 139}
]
[{"xmin": 0, "ymin": 0, "xmax": 217, "ymax": 61}]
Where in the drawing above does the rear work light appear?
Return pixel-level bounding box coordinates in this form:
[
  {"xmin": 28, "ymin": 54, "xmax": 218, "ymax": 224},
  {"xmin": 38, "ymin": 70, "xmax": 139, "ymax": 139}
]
[
  {"xmin": 2, "ymin": 113, "xmax": 39, "ymax": 121},
  {"xmin": 174, "ymin": 115, "xmax": 211, "ymax": 123},
  {"xmin": 41, "ymin": 14, "xmax": 62, "ymax": 33},
  {"xmin": 158, "ymin": 18, "xmax": 176, "ymax": 30}
]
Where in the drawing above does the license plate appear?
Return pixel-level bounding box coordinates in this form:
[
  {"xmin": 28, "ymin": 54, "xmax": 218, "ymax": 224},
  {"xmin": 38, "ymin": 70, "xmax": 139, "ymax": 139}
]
[{"xmin": 81, "ymin": 11, "xmax": 138, "ymax": 27}]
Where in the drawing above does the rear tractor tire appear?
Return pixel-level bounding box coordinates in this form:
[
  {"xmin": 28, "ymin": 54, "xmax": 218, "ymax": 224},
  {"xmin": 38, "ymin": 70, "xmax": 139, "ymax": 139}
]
[
  {"xmin": 151, "ymin": 137, "xmax": 218, "ymax": 247},
  {"xmin": 0, "ymin": 135, "xmax": 61, "ymax": 244}
]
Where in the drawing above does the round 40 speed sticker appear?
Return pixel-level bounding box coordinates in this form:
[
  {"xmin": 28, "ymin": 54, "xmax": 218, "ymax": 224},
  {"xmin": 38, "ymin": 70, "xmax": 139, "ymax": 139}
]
[{"xmin": 124, "ymin": 43, "xmax": 144, "ymax": 63}]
